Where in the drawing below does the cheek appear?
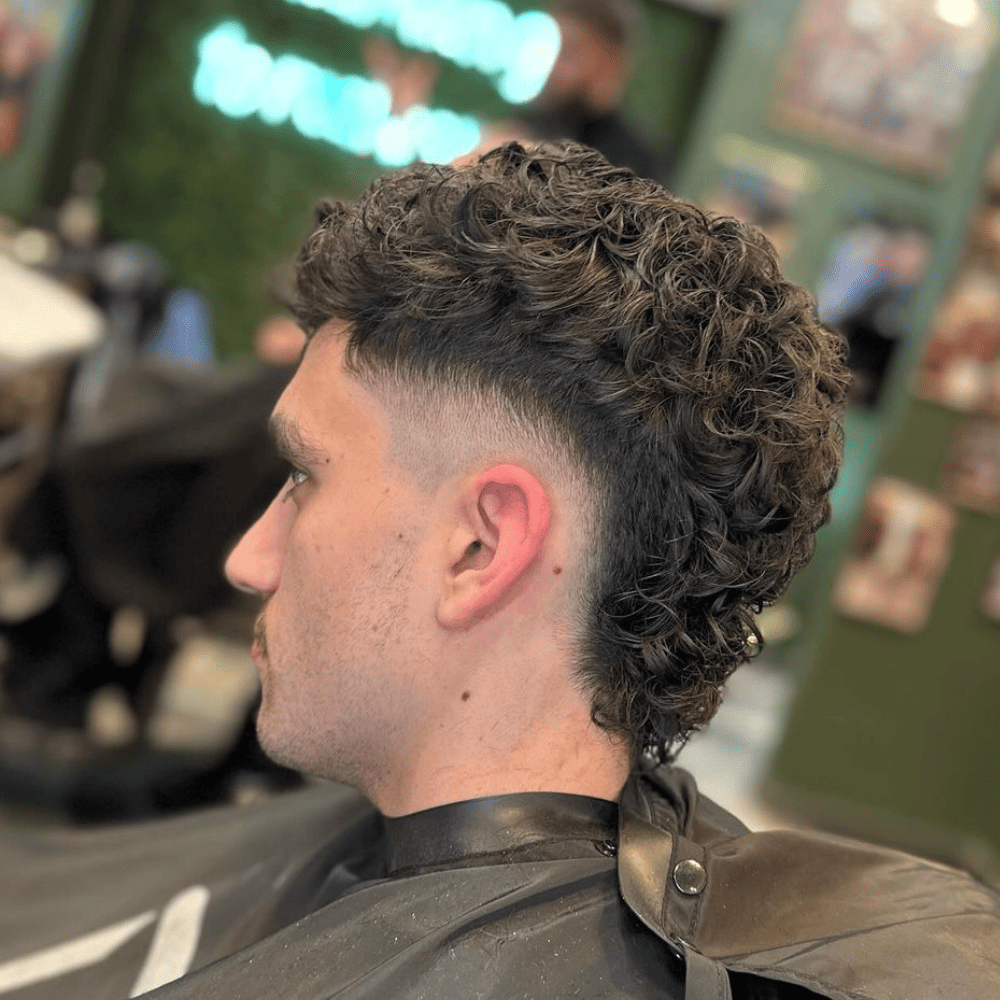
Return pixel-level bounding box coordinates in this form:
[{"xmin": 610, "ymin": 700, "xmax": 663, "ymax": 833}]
[
  {"xmin": 277, "ymin": 476, "xmax": 417, "ymax": 610},
  {"xmin": 280, "ymin": 500, "xmax": 374, "ymax": 593}
]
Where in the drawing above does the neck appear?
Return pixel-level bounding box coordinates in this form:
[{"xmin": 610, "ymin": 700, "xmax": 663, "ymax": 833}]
[{"xmin": 371, "ymin": 681, "xmax": 631, "ymax": 817}]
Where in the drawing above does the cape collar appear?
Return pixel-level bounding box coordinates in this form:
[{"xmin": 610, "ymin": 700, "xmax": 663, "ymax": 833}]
[{"xmin": 382, "ymin": 791, "xmax": 619, "ymax": 877}]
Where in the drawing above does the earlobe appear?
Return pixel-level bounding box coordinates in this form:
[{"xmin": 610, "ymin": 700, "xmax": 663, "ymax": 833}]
[{"xmin": 437, "ymin": 464, "xmax": 551, "ymax": 629}]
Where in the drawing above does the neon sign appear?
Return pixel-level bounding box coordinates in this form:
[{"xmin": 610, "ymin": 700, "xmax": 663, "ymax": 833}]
[
  {"xmin": 283, "ymin": 0, "xmax": 560, "ymax": 104},
  {"xmin": 193, "ymin": 22, "xmax": 484, "ymax": 166}
]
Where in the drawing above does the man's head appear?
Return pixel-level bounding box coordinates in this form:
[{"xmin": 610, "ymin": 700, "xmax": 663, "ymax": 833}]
[
  {"xmin": 537, "ymin": 0, "xmax": 641, "ymax": 114},
  {"xmin": 228, "ymin": 321, "xmax": 595, "ymax": 810},
  {"xmin": 227, "ymin": 142, "xmax": 847, "ymax": 807}
]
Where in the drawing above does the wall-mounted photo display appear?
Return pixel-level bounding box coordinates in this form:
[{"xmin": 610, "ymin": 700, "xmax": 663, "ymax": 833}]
[
  {"xmin": 982, "ymin": 551, "xmax": 1000, "ymax": 622},
  {"xmin": 968, "ymin": 160, "xmax": 1000, "ymax": 269},
  {"xmin": 772, "ymin": 0, "xmax": 997, "ymax": 176},
  {"xmin": 915, "ymin": 268, "xmax": 1000, "ymax": 415},
  {"xmin": 699, "ymin": 134, "xmax": 820, "ymax": 264},
  {"xmin": 0, "ymin": 3, "xmax": 52, "ymax": 159},
  {"xmin": 942, "ymin": 418, "xmax": 1000, "ymax": 516},
  {"xmin": 834, "ymin": 477, "xmax": 957, "ymax": 633},
  {"xmin": 814, "ymin": 210, "xmax": 932, "ymax": 408},
  {"xmin": 0, "ymin": 0, "xmax": 92, "ymax": 216},
  {"xmin": 0, "ymin": 1, "xmax": 88, "ymax": 160}
]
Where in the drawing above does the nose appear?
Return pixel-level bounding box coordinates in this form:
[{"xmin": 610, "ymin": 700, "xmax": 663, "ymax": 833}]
[{"xmin": 224, "ymin": 490, "xmax": 291, "ymax": 597}]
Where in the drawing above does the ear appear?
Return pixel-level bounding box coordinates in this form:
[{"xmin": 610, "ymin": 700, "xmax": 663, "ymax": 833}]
[{"xmin": 437, "ymin": 464, "xmax": 551, "ymax": 629}]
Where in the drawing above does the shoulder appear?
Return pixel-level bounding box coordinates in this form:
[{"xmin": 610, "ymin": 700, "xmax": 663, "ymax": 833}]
[{"xmin": 619, "ymin": 766, "xmax": 1000, "ymax": 1000}]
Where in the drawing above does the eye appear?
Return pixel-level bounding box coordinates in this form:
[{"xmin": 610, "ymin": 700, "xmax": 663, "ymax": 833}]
[{"xmin": 282, "ymin": 466, "xmax": 310, "ymax": 500}]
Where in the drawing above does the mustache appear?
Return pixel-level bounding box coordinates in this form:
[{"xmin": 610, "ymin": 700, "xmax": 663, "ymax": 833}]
[{"xmin": 253, "ymin": 614, "xmax": 268, "ymax": 660}]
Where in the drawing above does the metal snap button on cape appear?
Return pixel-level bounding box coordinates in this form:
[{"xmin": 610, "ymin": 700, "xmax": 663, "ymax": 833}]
[{"xmin": 672, "ymin": 859, "xmax": 707, "ymax": 895}]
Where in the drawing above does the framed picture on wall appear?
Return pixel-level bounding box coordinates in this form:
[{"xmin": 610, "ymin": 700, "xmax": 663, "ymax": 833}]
[
  {"xmin": 772, "ymin": 0, "xmax": 997, "ymax": 176},
  {"xmin": 915, "ymin": 268, "xmax": 1000, "ymax": 415},
  {"xmin": 0, "ymin": 0, "xmax": 92, "ymax": 214},
  {"xmin": 834, "ymin": 477, "xmax": 956, "ymax": 633},
  {"xmin": 982, "ymin": 551, "xmax": 1000, "ymax": 622},
  {"xmin": 942, "ymin": 418, "xmax": 1000, "ymax": 516},
  {"xmin": 699, "ymin": 134, "xmax": 820, "ymax": 264}
]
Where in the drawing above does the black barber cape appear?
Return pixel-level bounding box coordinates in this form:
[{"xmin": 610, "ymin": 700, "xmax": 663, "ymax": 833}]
[{"xmin": 2, "ymin": 766, "xmax": 999, "ymax": 1000}]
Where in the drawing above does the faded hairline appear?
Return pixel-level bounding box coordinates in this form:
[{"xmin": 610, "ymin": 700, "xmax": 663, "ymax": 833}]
[{"xmin": 339, "ymin": 345, "xmax": 608, "ymax": 677}]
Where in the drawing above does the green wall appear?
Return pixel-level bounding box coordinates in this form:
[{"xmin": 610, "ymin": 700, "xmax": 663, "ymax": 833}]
[{"xmin": 623, "ymin": 4, "xmax": 722, "ymax": 157}]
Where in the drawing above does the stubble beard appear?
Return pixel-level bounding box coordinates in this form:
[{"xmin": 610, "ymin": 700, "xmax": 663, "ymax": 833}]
[
  {"xmin": 253, "ymin": 613, "xmax": 269, "ymax": 662},
  {"xmin": 251, "ymin": 610, "xmax": 281, "ymax": 760},
  {"xmin": 251, "ymin": 534, "xmax": 419, "ymax": 800}
]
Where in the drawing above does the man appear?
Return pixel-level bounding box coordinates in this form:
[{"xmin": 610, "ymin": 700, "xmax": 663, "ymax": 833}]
[
  {"xmin": 523, "ymin": 0, "xmax": 667, "ymax": 181},
  {"xmin": 460, "ymin": 0, "xmax": 667, "ymax": 180},
  {"xmin": 2, "ymin": 142, "xmax": 998, "ymax": 999},
  {"xmin": 814, "ymin": 217, "xmax": 931, "ymax": 407}
]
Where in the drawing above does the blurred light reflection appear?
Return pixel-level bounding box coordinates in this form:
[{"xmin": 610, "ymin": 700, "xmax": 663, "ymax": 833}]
[
  {"xmin": 283, "ymin": 0, "xmax": 560, "ymax": 103},
  {"xmin": 193, "ymin": 22, "xmax": 483, "ymax": 165}
]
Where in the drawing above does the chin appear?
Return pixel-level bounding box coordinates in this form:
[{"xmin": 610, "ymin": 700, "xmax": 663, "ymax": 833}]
[
  {"xmin": 254, "ymin": 712, "xmax": 342, "ymax": 785},
  {"xmin": 254, "ymin": 704, "xmax": 299, "ymax": 770}
]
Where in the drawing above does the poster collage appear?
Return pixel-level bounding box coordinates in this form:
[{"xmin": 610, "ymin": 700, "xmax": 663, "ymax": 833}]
[
  {"xmin": 774, "ymin": 0, "xmax": 1000, "ymax": 632},
  {"xmin": 835, "ymin": 136, "xmax": 1000, "ymax": 633},
  {"xmin": 701, "ymin": 0, "xmax": 1000, "ymax": 633},
  {"xmin": 1, "ymin": 1, "xmax": 76, "ymax": 162}
]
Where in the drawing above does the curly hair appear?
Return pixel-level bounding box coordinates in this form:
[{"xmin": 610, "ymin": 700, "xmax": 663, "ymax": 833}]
[{"xmin": 294, "ymin": 141, "xmax": 849, "ymax": 755}]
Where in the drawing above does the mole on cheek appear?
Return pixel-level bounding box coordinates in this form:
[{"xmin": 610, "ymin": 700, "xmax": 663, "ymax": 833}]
[
  {"xmin": 553, "ymin": 566, "xmax": 562, "ymax": 575},
  {"xmin": 461, "ymin": 691, "xmax": 471, "ymax": 702}
]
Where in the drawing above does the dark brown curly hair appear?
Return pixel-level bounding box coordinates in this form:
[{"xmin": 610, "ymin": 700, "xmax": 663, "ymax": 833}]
[{"xmin": 294, "ymin": 141, "xmax": 849, "ymax": 756}]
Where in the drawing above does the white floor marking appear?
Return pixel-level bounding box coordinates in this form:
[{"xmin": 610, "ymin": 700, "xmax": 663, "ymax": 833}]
[
  {"xmin": 0, "ymin": 912, "xmax": 156, "ymax": 995},
  {"xmin": 129, "ymin": 885, "xmax": 211, "ymax": 997}
]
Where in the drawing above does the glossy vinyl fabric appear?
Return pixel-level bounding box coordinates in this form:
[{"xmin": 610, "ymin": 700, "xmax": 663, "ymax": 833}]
[
  {"xmin": 619, "ymin": 767, "xmax": 1000, "ymax": 998},
  {"xmin": 1, "ymin": 766, "xmax": 998, "ymax": 999}
]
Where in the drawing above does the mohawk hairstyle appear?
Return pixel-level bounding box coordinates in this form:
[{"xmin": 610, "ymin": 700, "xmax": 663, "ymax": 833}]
[{"xmin": 295, "ymin": 141, "xmax": 849, "ymax": 756}]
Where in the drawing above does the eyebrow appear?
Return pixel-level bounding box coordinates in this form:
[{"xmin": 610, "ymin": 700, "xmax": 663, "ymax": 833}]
[{"xmin": 268, "ymin": 411, "xmax": 328, "ymax": 466}]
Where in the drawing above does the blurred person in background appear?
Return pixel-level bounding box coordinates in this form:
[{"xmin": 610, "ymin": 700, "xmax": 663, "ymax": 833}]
[
  {"xmin": 255, "ymin": 313, "xmax": 306, "ymax": 367},
  {"xmin": 254, "ymin": 264, "xmax": 307, "ymax": 367},
  {"xmin": 0, "ymin": 235, "xmax": 295, "ymax": 819},
  {"xmin": 521, "ymin": 0, "xmax": 667, "ymax": 181},
  {"xmin": 0, "ymin": 1, "xmax": 52, "ymax": 158},
  {"xmin": 815, "ymin": 216, "xmax": 931, "ymax": 407},
  {"xmin": 2, "ymin": 142, "xmax": 998, "ymax": 1000},
  {"xmin": 369, "ymin": 0, "xmax": 668, "ymax": 181}
]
